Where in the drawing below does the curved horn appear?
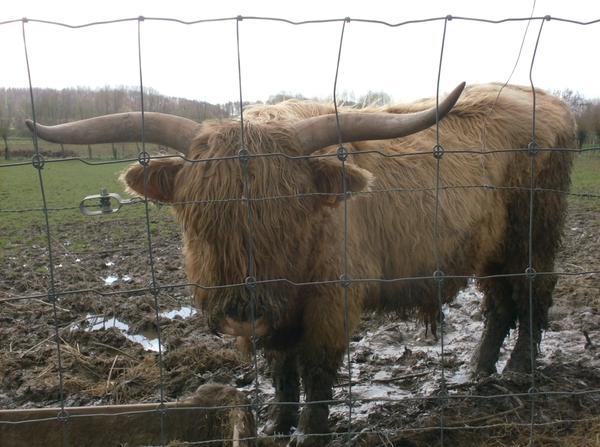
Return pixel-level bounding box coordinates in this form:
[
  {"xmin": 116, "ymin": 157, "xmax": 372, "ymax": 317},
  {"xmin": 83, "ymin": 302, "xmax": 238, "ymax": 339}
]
[
  {"xmin": 292, "ymin": 82, "xmax": 466, "ymax": 154},
  {"xmin": 25, "ymin": 112, "xmax": 201, "ymax": 155}
]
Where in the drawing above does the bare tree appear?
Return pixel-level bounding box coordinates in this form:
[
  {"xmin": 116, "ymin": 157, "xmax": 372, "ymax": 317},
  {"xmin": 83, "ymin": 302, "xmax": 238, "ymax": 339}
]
[
  {"xmin": 266, "ymin": 91, "xmax": 307, "ymax": 105},
  {"xmin": 552, "ymin": 89, "xmax": 595, "ymax": 148},
  {"xmin": 358, "ymin": 90, "xmax": 392, "ymax": 108},
  {"xmin": 0, "ymin": 89, "xmax": 11, "ymax": 158}
]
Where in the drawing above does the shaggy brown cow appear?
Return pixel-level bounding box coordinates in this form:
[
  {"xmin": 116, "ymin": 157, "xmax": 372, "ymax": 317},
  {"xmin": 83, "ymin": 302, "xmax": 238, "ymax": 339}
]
[{"xmin": 27, "ymin": 83, "xmax": 575, "ymax": 447}]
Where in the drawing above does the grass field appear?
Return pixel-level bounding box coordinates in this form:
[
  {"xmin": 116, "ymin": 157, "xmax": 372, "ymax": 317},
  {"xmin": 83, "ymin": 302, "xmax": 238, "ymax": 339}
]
[
  {"xmin": 0, "ymin": 158, "xmax": 157, "ymax": 251},
  {"xmin": 5, "ymin": 138, "xmax": 168, "ymax": 159},
  {"xmin": 1, "ymin": 153, "xmax": 598, "ymax": 250},
  {"xmin": 571, "ymin": 153, "xmax": 600, "ymax": 197}
]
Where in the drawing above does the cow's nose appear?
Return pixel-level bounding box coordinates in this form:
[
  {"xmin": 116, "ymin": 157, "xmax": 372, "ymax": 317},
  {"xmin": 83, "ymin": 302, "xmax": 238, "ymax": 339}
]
[{"xmin": 225, "ymin": 300, "xmax": 263, "ymax": 323}]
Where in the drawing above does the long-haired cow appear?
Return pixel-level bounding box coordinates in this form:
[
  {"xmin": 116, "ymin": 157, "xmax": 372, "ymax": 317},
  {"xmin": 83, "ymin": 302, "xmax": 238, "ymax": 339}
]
[{"xmin": 28, "ymin": 83, "xmax": 576, "ymax": 446}]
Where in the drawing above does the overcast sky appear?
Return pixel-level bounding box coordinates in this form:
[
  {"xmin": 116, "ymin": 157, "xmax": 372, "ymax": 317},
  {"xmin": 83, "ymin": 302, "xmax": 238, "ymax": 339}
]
[{"xmin": 2, "ymin": 0, "xmax": 599, "ymax": 105}]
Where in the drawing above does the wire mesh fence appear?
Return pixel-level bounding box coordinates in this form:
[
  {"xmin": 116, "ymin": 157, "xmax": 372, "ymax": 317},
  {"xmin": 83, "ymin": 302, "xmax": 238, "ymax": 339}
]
[{"xmin": 1, "ymin": 12, "xmax": 600, "ymax": 447}]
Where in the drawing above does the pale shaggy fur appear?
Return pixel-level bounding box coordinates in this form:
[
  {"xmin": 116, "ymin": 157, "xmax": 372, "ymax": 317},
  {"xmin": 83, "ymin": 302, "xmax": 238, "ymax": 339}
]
[
  {"xmin": 119, "ymin": 83, "xmax": 576, "ymax": 446},
  {"xmin": 119, "ymin": 82, "xmax": 575, "ymax": 357}
]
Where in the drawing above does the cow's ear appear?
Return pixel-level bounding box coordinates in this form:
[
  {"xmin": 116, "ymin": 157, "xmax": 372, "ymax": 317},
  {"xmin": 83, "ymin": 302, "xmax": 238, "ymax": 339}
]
[
  {"xmin": 119, "ymin": 158, "xmax": 184, "ymax": 203},
  {"xmin": 308, "ymin": 157, "xmax": 373, "ymax": 207}
]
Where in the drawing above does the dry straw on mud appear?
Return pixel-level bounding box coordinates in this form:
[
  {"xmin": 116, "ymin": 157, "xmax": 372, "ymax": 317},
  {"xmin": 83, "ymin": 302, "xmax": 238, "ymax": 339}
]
[
  {"xmin": 2, "ymin": 184, "xmax": 599, "ymax": 447},
  {"xmin": 352, "ymin": 369, "xmax": 600, "ymax": 447}
]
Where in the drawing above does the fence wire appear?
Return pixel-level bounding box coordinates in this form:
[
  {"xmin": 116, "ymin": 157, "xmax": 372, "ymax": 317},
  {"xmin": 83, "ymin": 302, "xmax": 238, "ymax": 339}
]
[{"xmin": 1, "ymin": 12, "xmax": 600, "ymax": 447}]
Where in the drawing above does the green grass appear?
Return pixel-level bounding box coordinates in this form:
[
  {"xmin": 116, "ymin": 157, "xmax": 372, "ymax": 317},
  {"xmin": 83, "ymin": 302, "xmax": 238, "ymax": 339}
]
[
  {"xmin": 1, "ymin": 154, "xmax": 598, "ymax": 250},
  {"xmin": 5, "ymin": 138, "xmax": 167, "ymax": 159},
  {"xmin": 571, "ymin": 154, "xmax": 600, "ymax": 197},
  {"xmin": 0, "ymin": 158, "xmax": 151, "ymax": 250}
]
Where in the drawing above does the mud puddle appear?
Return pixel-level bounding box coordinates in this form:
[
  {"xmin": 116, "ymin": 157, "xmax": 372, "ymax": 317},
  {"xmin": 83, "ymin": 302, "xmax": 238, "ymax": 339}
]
[
  {"xmin": 1, "ymin": 199, "xmax": 599, "ymax": 446},
  {"xmin": 79, "ymin": 306, "xmax": 198, "ymax": 352}
]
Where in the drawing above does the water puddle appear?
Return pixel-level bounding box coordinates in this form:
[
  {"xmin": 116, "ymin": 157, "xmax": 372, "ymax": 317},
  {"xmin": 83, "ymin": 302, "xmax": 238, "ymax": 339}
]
[
  {"xmin": 101, "ymin": 259, "xmax": 133, "ymax": 285},
  {"xmin": 162, "ymin": 307, "xmax": 196, "ymax": 319},
  {"xmin": 81, "ymin": 306, "xmax": 197, "ymax": 352},
  {"xmin": 84, "ymin": 314, "xmax": 160, "ymax": 351},
  {"xmin": 103, "ymin": 275, "xmax": 119, "ymax": 285}
]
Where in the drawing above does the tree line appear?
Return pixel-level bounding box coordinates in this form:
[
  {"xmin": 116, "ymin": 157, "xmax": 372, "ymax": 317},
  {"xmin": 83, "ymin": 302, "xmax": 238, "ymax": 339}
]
[
  {"xmin": 551, "ymin": 89, "xmax": 600, "ymax": 148},
  {"xmin": 0, "ymin": 86, "xmax": 251, "ymax": 151},
  {"xmin": 1, "ymin": 85, "xmax": 598, "ymax": 155}
]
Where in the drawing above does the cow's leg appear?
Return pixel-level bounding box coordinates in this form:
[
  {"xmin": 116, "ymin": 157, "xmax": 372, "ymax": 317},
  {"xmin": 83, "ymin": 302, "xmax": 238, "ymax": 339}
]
[
  {"xmin": 289, "ymin": 350, "xmax": 341, "ymax": 447},
  {"xmin": 499, "ymin": 164, "xmax": 568, "ymax": 373},
  {"xmin": 504, "ymin": 274, "xmax": 555, "ymax": 373},
  {"xmin": 287, "ymin": 285, "xmax": 362, "ymax": 447},
  {"xmin": 473, "ymin": 277, "xmax": 517, "ymax": 375},
  {"xmin": 264, "ymin": 349, "xmax": 300, "ymax": 435},
  {"xmin": 504, "ymin": 309, "xmax": 538, "ymax": 374}
]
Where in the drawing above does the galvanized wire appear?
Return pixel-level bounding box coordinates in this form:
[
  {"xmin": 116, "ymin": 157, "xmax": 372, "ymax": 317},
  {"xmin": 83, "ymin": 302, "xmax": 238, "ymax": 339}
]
[
  {"xmin": 330, "ymin": 16, "xmax": 355, "ymax": 446},
  {"xmin": 432, "ymin": 15, "xmax": 452, "ymax": 445},
  {"xmin": 134, "ymin": 17, "xmax": 170, "ymax": 445},
  {"xmin": 20, "ymin": 17, "xmax": 69, "ymax": 446},
  {"xmin": 235, "ymin": 15, "xmax": 262, "ymax": 447},
  {"xmin": 525, "ymin": 14, "xmax": 544, "ymax": 446}
]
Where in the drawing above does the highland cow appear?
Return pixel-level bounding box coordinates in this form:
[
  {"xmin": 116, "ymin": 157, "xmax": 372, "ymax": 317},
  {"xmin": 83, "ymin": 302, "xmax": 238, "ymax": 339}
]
[{"xmin": 27, "ymin": 82, "xmax": 576, "ymax": 447}]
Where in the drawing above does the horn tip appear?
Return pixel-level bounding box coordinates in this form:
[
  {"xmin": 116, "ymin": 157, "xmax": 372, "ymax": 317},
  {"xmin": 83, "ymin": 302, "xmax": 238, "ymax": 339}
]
[{"xmin": 443, "ymin": 82, "xmax": 467, "ymax": 110}]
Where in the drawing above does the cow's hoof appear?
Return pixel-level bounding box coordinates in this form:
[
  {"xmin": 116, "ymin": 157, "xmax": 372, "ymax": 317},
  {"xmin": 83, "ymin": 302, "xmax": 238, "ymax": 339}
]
[
  {"xmin": 503, "ymin": 358, "xmax": 533, "ymax": 374},
  {"xmin": 471, "ymin": 363, "xmax": 497, "ymax": 378}
]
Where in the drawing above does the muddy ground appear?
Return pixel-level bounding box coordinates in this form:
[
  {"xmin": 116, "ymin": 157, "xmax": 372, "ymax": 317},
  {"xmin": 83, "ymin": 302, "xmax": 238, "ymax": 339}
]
[{"xmin": 1, "ymin": 198, "xmax": 599, "ymax": 446}]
